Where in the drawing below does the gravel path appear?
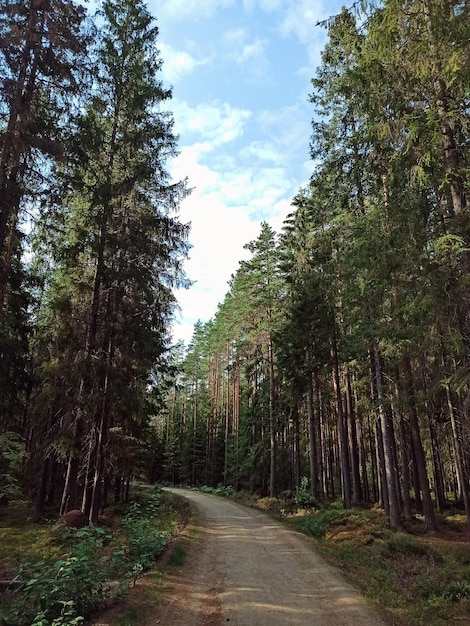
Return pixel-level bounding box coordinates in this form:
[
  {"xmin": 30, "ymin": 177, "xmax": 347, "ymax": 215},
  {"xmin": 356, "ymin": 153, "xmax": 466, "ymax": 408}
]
[{"xmin": 151, "ymin": 488, "xmax": 388, "ymax": 626}]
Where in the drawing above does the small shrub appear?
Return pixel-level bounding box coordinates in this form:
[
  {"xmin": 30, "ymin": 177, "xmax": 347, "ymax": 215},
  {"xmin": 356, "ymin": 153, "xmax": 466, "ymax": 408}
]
[
  {"xmin": 168, "ymin": 544, "xmax": 187, "ymax": 567},
  {"xmin": 381, "ymin": 533, "xmax": 442, "ymax": 563},
  {"xmin": 122, "ymin": 500, "xmax": 170, "ymax": 573},
  {"xmin": 443, "ymin": 579, "xmax": 470, "ymax": 602},
  {"xmin": 1, "ymin": 487, "xmax": 177, "ymax": 626},
  {"xmin": 4, "ymin": 526, "xmax": 125, "ymax": 626},
  {"xmin": 198, "ymin": 484, "xmax": 235, "ymax": 498},
  {"xmin": 0, "ymin": 432, "xmax": 26, "ymax": 503},
  {"xmin": 293, "ymin": 508, "xmax": 371, "ymax": 539},
  {"xmin": 294, "ymin": 477, "xmax": 316, "ymax": 509},
  {"xmin": 256, "ymin": 497, "xmax": 281, "ymax": 514},
  {"xmin": 213, "ymin": 485, "xmax": 235, "ymax": 497},
  {"xmin": 199, "ymin": 485, "xmax": 214, "ymax": 494}
]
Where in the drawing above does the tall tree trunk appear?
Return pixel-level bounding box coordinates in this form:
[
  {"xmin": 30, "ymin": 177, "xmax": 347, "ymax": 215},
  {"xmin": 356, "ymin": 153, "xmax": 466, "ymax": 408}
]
[
  {"xmin": 307, "ymin": 370, "xmax": 319, "ymax": 498},
  {"xmin": 345, "ymin": 369, "xmax": 362, "ymax": 505},
  {"xmin": 446, "ymin": 386, "xmax": 470, "ymax": 523},
  {"xmin": 398, "ymin": 413, "xmax": 413, "ymax": 522},
  {"xmin": 291, "ymin": 402, "xmax": 301, "ymax": 489},
  {"xmin": 0, "ymin": 4, "xmax": 49, "ymax": 320},
  {"xmin": 331, "ymin": 337, "xmax": 351, "ymax": 508},
  {"xmin": 427, "ymin": 407, "xmax": 446, "ymax": 514},
  {"xmin": 89, "ymin": 360, "xmax": 111, "ymax": 524},
  {"xmin": 366, "ymin": 410, "xmax": 379, "ymax": 503},
  {"xmin": 371, "ymin": 343, "xmax": 402, "ymax": 529},
  {"xmin": 314, "ymin": 372, "xmax": 325, "ymax": 498},
  {"xmin": 402, "ymin": 355, "xmax": 436, "ymax": 530},
  {"xmin": 268, "ymin": 336, "xmax": 276, "ymax": 497}
]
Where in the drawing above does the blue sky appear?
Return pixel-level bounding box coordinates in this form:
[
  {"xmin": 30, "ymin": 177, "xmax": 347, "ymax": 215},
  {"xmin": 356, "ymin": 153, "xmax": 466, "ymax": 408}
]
[{"xmin": 146, "ymin": 0, "xmax": 347, "ymax": 345}]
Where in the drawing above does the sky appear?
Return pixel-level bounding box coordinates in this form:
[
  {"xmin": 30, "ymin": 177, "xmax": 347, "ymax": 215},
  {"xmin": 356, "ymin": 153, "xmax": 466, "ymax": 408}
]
[{"xmin": 146, "ymin": 0, "xmax": 347, "ymax": 346}]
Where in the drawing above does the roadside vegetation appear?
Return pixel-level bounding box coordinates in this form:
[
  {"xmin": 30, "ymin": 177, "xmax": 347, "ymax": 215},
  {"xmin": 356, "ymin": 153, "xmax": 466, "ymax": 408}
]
[
  {"xmin": 0, "ymin": 485, "xmax": 189, "ymax": 626},
  {"xmin": 198, "ymin": 484, "xmax": 470, "ymax": 626},
  {"xmin": 2, "ymin": 483, "xmax": 470, "ymax": 626}
]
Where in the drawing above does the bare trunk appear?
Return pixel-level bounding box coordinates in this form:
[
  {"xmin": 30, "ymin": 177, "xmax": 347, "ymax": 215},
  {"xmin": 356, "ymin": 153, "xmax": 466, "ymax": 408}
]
[
  {"xmin": 345, "ymin": 370, "xmax": 362, "ymax": 505},
  {"xmin": 268, "ymin": 336, "xmax": 276, "ymax": 497},
  {"xmin": 307, "ymin": 370, "xmax": 319, "ymax": 498},
  {"xmin": 402, "ymin": 355, "xmax": 436, "ymax": 530},
  {"xmin": 331, "ymin": 338, "xmax": 351, "ymax": 508},
  {"xmin": 371, "ymin": 343, "xmax": 402, "ymax": 529},
  {"xmin": 446, "ymin": 387, "xmax": 470, "ymax": 523},
  {"xmin": 398, "ymin": 414, "xmax": 413, "ymax": 522}
]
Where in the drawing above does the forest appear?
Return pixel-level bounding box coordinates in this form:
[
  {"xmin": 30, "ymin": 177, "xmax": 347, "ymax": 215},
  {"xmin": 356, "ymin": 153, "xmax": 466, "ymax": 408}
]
[{"xmin": 1, "ymin": 0, "xmax": 470, "ymax": 540}]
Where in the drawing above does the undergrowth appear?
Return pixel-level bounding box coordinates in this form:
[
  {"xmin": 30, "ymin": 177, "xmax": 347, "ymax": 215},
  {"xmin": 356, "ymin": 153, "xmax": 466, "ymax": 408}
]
[
  {"xmin": 0, "ymin": 485, "xmax": 185, "ymax": 626},
  {"xmin": 285, "ymin": 506, "xmax": 470, "ymax": 625}
]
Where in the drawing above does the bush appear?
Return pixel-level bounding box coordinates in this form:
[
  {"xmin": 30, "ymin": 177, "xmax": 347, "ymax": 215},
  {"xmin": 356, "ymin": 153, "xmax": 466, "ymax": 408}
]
[
  {"xmin": 3, "ymin": 526, "xmax": 127, "ymax": 626},
  {"xmin": 294, "ymin": 477, "xmax": 316, "ymax": 509},
  {"xmin": 256, "ymin": 497, "xmax": 282, "ymax": 514},
  {"xmin": 293, "ymin": 508, "xmax": 370, "ymax": 539},
  {"xmin": 1, "ymin": 487, "xmax": 177, "ymax": 626},
  {"xmin": 381, "ymin": 533, "xmax": 442, "ymax": 562},
  {"xmin": 0, "ymin": 432, "xmax": 26, "ymax": 503},
  {"xmin": 122, "ymin": 501, "xmax": 170, "ymax": 574},
  {"xmin": 199, "ymin": 484, "xmax": 235, "ymax": 498}
]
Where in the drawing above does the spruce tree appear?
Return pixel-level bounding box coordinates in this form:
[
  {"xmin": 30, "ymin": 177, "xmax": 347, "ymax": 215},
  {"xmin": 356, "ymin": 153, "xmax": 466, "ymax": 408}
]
[{"xmin": 33, "ymin": 0, "xmax": 189, "ymax": 521}]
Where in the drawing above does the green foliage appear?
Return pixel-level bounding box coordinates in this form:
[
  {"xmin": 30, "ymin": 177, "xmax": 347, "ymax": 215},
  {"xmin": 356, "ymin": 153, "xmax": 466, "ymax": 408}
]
[
  {"xmin": 294, "ymin": 477, "xmax": 315, "ymax": 509},
  {"xmin": 30, "ymin": 602, "xmax": 84, "ymax": 626},
  {"xmin": 0, "ymin": 488, "xmax": 178, "ymax": 626},
  {"xmin": 293, "ymin": 507, "xmax": 369, "ymax": 538},
  {"xmin": 3, "ymin": 526, "xmax": 125, "ymax": 626},
  {"xmin": 122, "ymin": 500, "xmax": 170, "ymax": 575},
  {"xmin": 380, "ymin": 532, "xmax": 441, "ymax": 561},
  {"xmin": 443, "ymin": 580, "xmax": 470, "ymax": 603},
  {"xmin": 168, "ymin": 544, "xmax": 187, "ymax": 567},
  {"xmin": 199, "ymin": 484, "xmax": 235, "ymax": 498},
  {"xmin": 0, "ymin": 432, "xmax": 26, "ymax": 502},
  {"xmin": 256, "ymin": 497, "xmax": 282, "ymax": 514}
]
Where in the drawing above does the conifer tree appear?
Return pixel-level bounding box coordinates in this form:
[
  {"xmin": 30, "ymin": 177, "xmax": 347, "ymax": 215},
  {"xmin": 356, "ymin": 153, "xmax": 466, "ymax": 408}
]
[
  {"xmin": 33, "ymin": 0, "xmax": 189, "ymax": 521},
  {"xmin": 0, "ymin": 0, "xmax": 89, "ymax": 318}
]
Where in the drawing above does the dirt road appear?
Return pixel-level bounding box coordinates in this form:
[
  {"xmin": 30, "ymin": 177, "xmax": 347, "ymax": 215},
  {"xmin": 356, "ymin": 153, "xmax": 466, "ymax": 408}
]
[{"xmin": 151, "ymin": 487, "xmax": 387, "ymax": 626}]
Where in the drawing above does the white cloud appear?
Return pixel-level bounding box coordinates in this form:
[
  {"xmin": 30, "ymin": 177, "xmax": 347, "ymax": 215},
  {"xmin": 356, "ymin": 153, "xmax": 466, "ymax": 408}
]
[
  {"xmin": 242, "ymin": 0, "xmax": 287, "ymax": 13},
  {"xmin": 172, "ymin": 100, "xmax": 252, "ymax": 146},
  {"xmin": 241, "ymin": 0, "xmax": 256, "ymax": 12},
  {"xmin": 172, "ymin": 182, "xmax": 294, "ymax": 345},
  {"xmin": 240, "ymin": 141, "xmax": 283, "ymax": 164},
  {"xmin": 254, "ymin": 104, "xmax": 313, "ymax": 173},
  {"xmin": 159, "ymin": 43, "xmax": 213, "ymax": 84},
  {"xmin": 171, "ymin": 188, "xmax": 260, "ymax": 344},
  {"xmin": 169, "ymin": 105, "xmax": 301, "ymax": 344},
  {"xmin": 276, "ymin": 0, "xmax": 334, "ymax": 67},
  {"xmin": 239, "ymin": 38, "xmax": 267, "ymax": 64},
  {"xmin": 224, "ymin": 27, "xmax": 246, "ymax": 47},
  {"xmin": 278, "ymin": 0, "xmax": 324, "ymax": 41},
  {"xmin": 223, "ymin": 28, "xmax": 270, "ymax": 77}
]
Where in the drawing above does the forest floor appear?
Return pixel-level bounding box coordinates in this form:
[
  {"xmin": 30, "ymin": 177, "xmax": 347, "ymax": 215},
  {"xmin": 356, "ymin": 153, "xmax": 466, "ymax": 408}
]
[{"xmin": 90, "ymin": 487, "xmax": 389, "ymax": 626}]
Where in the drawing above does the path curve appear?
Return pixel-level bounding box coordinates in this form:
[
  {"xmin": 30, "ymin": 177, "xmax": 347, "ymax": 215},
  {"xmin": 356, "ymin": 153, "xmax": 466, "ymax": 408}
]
[{"xmin": 157, "ymin": 487, "xmax": 387, "ymax": 626}]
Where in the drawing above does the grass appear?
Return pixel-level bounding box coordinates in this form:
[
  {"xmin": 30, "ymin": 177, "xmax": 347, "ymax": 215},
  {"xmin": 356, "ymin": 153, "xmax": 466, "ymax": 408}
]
[
  {"xmin": 0, "ymin": 504, "xmax": 63, "ymax": 583},
  {"xmin": 283, "ymin": 503, "xmax": 470, "ymax": 626}
]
